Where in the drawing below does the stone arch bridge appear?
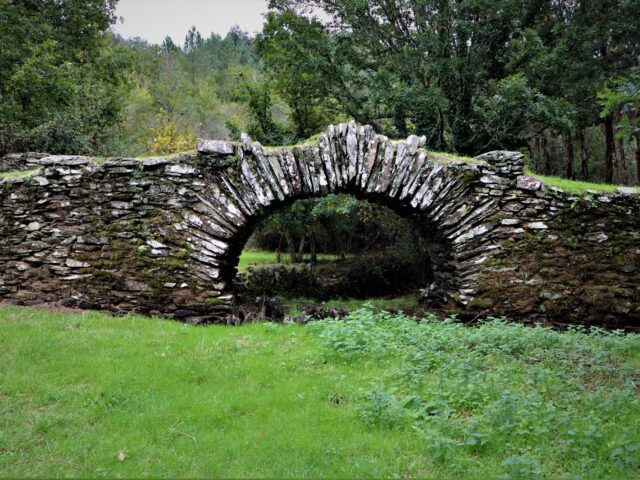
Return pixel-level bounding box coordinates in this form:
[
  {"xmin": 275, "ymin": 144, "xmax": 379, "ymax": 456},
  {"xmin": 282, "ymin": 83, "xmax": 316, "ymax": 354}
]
[{"xmin": 1, "ymin": 122, "xmax": 639, "ymax": 327}]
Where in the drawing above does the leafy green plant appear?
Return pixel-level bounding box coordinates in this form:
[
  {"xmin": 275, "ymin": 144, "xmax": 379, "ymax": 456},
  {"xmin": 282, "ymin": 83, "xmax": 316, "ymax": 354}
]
[
  {"xmin": 308, "ymin": 306, "xmax": 640, "ymax": 478},
  {"xmin": 357, "ymin": 387, "xmax": 409, "ymax": 430}
]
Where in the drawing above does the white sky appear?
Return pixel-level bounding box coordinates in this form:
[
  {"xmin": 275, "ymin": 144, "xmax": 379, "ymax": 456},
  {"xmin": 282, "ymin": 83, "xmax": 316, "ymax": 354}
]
[{"xmin": 112, "ymin": 0, "xmax": 270, "ymax": 45}]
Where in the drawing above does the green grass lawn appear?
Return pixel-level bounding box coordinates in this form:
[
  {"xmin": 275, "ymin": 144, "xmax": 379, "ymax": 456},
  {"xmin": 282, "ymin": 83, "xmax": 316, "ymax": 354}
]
[
  {"xmin": 237, "ymin": 249, "xmax": 344, "ymax": 272},
  {"xmin": 524, "ymin": 168, "xmax": 638, "ymax": 194},
  {"xmin": 0, "ymin": 169, "xmax": 40, "ymax": 180},
  {"xmin": 1, "ymin": 305, "xmax": 639, "ymax": 478}
]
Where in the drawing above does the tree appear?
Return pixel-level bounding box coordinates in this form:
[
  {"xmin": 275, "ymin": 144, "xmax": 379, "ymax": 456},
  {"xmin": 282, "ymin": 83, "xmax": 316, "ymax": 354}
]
[
  {"xmin": 260, "ymin": 0, "xmax": 570, "ymax": 154},
  {"xmin": 257, "ymin": 11, "xmax": 345, "ymax": 139},
  {"xmin": 0, "ymin": 0, "xmax": 129, "ymax": 155},
  {"xmin": 113, "ymin": 26, "xmax": 263, "ymax": 154},
  {"xmin": 240, "ymin": 78, "xmax": 294, "ymax": 145},
  {"xmin": 473, "ymin": 74, "xmax": 572, "ymax": 152},
  {"xmin": 600, "ymin": 66, "xmax": 640, "ymax": 182},
  {"xmin": 543, "ymin": 1, "xmax": 640, "ymax": 183},
  {"xmin": 260, "ymin": 0, "xmax": 640, "ymax": 182},
  {"xmin": 184, "ymin": 26, "xmax": 204, "ymax": 85}
]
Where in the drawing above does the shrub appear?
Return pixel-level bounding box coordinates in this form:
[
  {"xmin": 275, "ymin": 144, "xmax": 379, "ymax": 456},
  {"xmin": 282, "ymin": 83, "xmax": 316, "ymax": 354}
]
[{"xmin": 240, "ymin": 265, "xmax": 320, "ymax": 298}]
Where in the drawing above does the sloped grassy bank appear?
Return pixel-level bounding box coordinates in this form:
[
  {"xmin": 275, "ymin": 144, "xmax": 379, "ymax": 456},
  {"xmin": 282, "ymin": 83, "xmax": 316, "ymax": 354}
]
[{"xmin": 0, "ymin": 305, "xmax": 639, "ymax": 478}]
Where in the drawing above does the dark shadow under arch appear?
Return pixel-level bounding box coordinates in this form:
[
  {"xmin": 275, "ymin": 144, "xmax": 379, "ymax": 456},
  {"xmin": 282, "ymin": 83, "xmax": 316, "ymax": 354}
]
[{"xmin": 221, "ymin": 190, "xmax": 452, "ymax": 301}]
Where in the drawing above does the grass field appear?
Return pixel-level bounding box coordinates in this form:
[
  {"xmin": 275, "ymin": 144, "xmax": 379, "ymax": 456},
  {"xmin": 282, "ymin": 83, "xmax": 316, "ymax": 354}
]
[
  {"xmin": 1, "ymin": 305, "xmax": 639, "ymax": 478},
  {"xmin": 237, "ymin": 249, "xmax": 344, "ymax": 272},
  {"xmin": 524, "ymin": 168, "xmax": 638, "ymax": 194},
  {"xmin": 0, "ymin": 169, "xmax": 40, "ymax": 180}
]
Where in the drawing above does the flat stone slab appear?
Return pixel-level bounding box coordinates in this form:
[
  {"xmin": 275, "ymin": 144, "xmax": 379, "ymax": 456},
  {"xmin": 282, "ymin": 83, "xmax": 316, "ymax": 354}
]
[{"xmin": 197, "ymin": 139, "xmax": 234, "ymax": 156}]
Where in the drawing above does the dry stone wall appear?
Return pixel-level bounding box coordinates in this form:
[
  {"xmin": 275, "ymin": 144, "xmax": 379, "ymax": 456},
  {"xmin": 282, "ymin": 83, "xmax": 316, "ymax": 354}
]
[
  {"xmin": 0, "ymin": 152, "xmax": 48, "ymax": 172},
  {"xmin": 0, "ymin": 122, "xmax": 639, "ymax": 327}
]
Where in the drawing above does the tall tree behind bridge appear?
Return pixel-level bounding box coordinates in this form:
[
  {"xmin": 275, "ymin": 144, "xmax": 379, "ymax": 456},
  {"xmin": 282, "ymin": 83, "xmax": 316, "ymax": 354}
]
[{"xmin": 259, "ymin": 0, "xmax": 640, "ymax": 183}]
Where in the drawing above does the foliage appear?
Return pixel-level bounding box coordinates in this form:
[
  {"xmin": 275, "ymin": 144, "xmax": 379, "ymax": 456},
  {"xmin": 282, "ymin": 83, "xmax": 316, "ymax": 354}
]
[
  {"xmin": 599, "ymin": 66, "xmax": 640, "ymax": 142},
  {"xmin": 113, "ymin": 29, "xmax": 260, "ymax": 156},
  {"xmin": 283, "ymin": 293, "xmax": 424, "ymax": 317},
  {"xmin": 0, "ymin": 0, "xmax": 129, "ymax": 155},
  {"xmin": 241, "ymin": 265, "xmax": 320, "ymax": 298},
  {"xmin": 256, "ymin": 11, "xmax": 346, "ymax": 138},
  {"xmin": 308, "ymin": 306, "xmax": 640, "ymax": 478},
  {"xmin": 147, "ymin": 118, "xmax": 196, "ymax": 156},
  {"xmin": 238, "ymin": 249, "xmax": 429, "ymax": 300},
  {"xmin": 241, "ymin": 79, "xmax": 295, "ymax": 145},
  {"xmin": 474, "ymin": 74, "xmax": 573, "ymax": 151},
  {"xmin": 251, "ymin": 193, "xmax": 425, "ymax": 263},
  {"xmin": 260, "ymin": 0, "xmax": 640, "ymax": 183},
  {"xmin": 246, "ymin": 193, "xmax": 431, "ymax": 300},
  {"xmin": 2, "ymin": 0, "xmax": 639, "ymax": 184},
  {"xmin": 260, "ymin": 0, "xmax": 579, "ymax": 153},
  {"xmin": 321, "ymin": 252, "xmax": 431, "ymax": 299}
]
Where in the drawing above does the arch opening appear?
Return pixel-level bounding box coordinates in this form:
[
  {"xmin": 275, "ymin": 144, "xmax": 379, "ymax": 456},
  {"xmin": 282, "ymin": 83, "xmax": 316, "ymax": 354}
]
[{"xmin": 228, "ymin": 194, "xmax": 437, "ymax": 309}]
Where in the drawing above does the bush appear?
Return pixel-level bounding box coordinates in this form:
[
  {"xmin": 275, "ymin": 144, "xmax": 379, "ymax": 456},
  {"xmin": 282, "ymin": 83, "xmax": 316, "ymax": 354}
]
[
  {"xmin": 325, "ymin": 252, "xmax": 429, "ymax": 298},
  {"xmin": 240, "ymin": 265, "xmax": 320, "ymax": 298}
]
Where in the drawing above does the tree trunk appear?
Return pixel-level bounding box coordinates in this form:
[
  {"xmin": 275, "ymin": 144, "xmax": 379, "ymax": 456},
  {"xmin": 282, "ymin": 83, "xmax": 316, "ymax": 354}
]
[
  {"xmin": 617, "ymin": 137, "xmax": 628, "ymax": 185},
  {"xmin": 635, "ymin": 137, "xmax": 640, "ymax": 184},
  {"xmin": 337, "ymin": 234, "xmax": 346, "ymax": 261},
  {"xmin": 534, "ymin": 136, "xmax": 542, "ymax": 173},
  {"xmin": 276, "ymin": 235, "xmax": 283, "ymax": 264},
  {"xmin": 564, "ymin": 132, "xmax": 574, "ymax": 179},
  {"xmin": 578, "ymin": 130, "xmax": 588, "ymax": 180},
  {"xmin": 542, "ymin": 134, "xmax": 552, "ymax": 176},
  {"xmin": 285, "ymin": 232, "xmax": 297, "ymax": 263},
  {"xmin": 604, "ymin": 115, "xmax": 615, "ymax": 183},
  {"xmin": 438, "ymin": 108, "xmax": 446, "ymax": 149},
  {"xmin": 297, "ymin": 235, "xmax": 306, "ymax": 263},
  {"xmin": 310, "ymin": 234, "xmax": 317, "ymax": 264}
]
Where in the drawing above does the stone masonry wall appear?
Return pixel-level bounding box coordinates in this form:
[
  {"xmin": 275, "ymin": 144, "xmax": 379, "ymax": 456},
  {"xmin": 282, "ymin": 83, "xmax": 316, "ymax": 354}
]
[
  {"xmin": 0, "ymin": 153, "xmax": 48, "ymax": 172},
  {"xmin": 0, "ymin": 122, "xmax": 639, "ymax": 327},
  {"xmin": 476, "ymin": 184, "xmax": 640, "ymax": 328}
]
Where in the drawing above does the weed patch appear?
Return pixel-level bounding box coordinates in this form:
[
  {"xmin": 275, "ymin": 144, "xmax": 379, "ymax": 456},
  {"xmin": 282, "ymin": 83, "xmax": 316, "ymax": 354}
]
[{"xmin": 309, "ymin": 306, "xmax": 640, "ymax": 479}]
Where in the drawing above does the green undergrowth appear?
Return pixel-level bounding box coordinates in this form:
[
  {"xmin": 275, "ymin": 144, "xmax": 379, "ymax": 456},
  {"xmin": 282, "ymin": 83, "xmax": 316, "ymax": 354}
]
[
  {"xmin": 525, "ymin": 168, "xmax": 637, "ymax": 194},
  {"xmin": 284, "ymin": 294, "xmax": 423, "ymax": 315},
  {"xmin": 1, "ymin": 305, "xmax": 639, "ymax": 478},
  {"xmin": 0, "ymin": 168, "xmax": 40, "ymax": 180}
]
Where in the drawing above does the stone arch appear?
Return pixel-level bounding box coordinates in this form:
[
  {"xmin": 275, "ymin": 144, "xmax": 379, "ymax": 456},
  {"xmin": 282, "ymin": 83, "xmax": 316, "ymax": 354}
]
[{"xmin": 188, "ymin": 121, "xmax": 512, "ymax": 309}]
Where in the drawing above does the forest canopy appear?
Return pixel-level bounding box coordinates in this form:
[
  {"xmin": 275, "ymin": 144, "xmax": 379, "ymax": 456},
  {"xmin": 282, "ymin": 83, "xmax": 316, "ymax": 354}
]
[{"xmin": 0, "ymin": 0, "xmax": 639, "ymax": 185}]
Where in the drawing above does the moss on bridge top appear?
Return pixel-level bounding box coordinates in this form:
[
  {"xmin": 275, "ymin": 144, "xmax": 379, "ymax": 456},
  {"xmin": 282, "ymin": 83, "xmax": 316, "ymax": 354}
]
[
  {"xmin": 525, "ymin": 168, "xmax": 639, "ymax": 194},
  {"xmin": 135, "ymin": 150, "xmax": 197, "ymax": 162},
  {"xmin": 0, "ymin": 168, "xmax": 41, "ymax": 180}
]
